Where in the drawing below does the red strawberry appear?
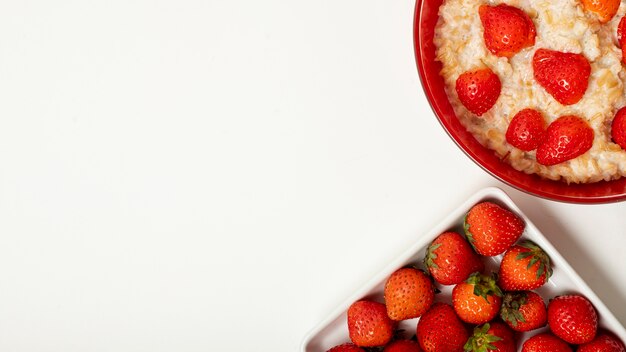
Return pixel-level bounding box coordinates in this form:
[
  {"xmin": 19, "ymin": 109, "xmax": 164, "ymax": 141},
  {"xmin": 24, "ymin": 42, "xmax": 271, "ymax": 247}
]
[
  {"xmin": 417, "ymin": 303, "xmax": 470, "ymax": 352},
  {"xmin": 506, "ymin": 108, "xmax": 547, "ymax": 151},
  {"xmin": 581, "ymin": 0, "xmax": 619, "ymax": 22},
  {"xmin": 533, "ymin": 48, "xmax": 591, "ymax": 105},
  {"xmin": 347, "ymin": 300, "xmax": 395, "ymax": 347},
  {"xmin": 384, "ymin": 267, "xmax": 435, "ymax": 320},
  {"xmin": 611, "ymin": 107, "xmax": 626, "ymax": 150},
  {"xmin": 327, "ymin": 343, "xmax": 366, "ymax": 352},
  {"xmin": 384, "ymin": 340, "xmax": 424, "ymax": 352},
  {"xmin": 479, "ymin": 4, "xmax": 536, "ymax": 58},
  {"xmin": 464, "ymin": 322, "xmax": 516, "ymax": 352},
  {"xmin": 452, "ymin": 272, "xmax": 503, "ymax": 324},
  {"xmin": 464, "ymin": 202, "xmax": 524, "ymax": 256},
  {"xmin": 498, "ymin": 240, "xmax": 552, "ymax": 291},
  {"xmin": 500, "ymin": 291, "xmax": 547, "ymax": 332},
  {"xmin": 578, "ymin": 332, "xmax": 626, "ymax": 352},
  {"xmin": 548, "ymin": 295, "xmax": 598, "ymax": 344},
  {"xmin": 424, "ymin": 232, "xmax": 484, "ymax": 285},
  {"xmin": 536, "ymin": 115, "xmax": 594, "ymax": 166},
  {"xmin": 455, "ymin": 68, "xmax": 501, "ymax": 116},
  {"xmin": 522, "ymin": 333, "xmax": 573, "ymax": 352}
]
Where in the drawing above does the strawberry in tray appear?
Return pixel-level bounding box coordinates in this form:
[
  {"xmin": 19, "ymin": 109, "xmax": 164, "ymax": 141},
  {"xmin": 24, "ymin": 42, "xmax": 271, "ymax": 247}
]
[
  {"xmin": 464, "ymin": 201, "xmax": 524, "ymax": 256},
  {"xmin": 452, "ymin": 272, "xmax": 503, "ymax": 324},
  {"xmin": 416, "ymin": 302, "xmax": 469, "ymax": 352},
  {"xmin": 500, "ymin": 291, "xmax": 547, "ymax": 332},
  {"xmin": 498, "ymin": 240, "xmax": 552, "ymax": 291},
  {"xmin": 384, "ymin": 267, "xmax": 434, "ymax": 321},
  {"xmin": 548, "ymin": 294, "xmax": 598, "ymax": 345},
  {"xmin": 347, "ymin": 300, "xmax": 395, "ymax": 347},
  {"xmin": 424, "ymin": 231, "xmax": 484, "ymax": 285},
  {"xmin": 464, "ymin": 322, "xmax": 516, "ymax": 352}
]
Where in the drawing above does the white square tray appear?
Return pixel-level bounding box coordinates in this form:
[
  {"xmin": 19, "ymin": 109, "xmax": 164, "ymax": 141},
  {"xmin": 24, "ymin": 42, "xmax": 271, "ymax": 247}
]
[{"xmin": 301, "ymin": 187, "xmax": 626, "ymax": 351}]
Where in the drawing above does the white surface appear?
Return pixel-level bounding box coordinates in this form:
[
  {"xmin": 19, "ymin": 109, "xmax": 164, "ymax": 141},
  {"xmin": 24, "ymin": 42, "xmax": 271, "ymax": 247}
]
[{"xmin": 0, "ymin": 1, "xmax": 624, "ymax": 351}]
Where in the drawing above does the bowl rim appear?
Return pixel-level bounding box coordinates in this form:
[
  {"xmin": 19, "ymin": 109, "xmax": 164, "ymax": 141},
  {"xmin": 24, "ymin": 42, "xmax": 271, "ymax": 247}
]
[{"xmin": 412, "ymin": 0, "xmax": 626, "ymax": 204}]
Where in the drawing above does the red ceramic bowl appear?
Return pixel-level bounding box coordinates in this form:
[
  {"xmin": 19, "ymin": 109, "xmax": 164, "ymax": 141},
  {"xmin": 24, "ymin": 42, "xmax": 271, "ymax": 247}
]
[{"xmin": 413, "ymin": 0, "xmax": 626, "ymax": 203}]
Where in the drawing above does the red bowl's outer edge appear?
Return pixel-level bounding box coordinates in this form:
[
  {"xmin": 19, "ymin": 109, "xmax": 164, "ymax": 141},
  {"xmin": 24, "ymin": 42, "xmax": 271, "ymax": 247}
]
[{"xmin": 412, "ymin": 0, "xmax": 626, "ymax": 204}]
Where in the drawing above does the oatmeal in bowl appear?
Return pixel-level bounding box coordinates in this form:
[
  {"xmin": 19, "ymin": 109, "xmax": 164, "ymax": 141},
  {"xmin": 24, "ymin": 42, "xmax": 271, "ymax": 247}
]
[{"xmin": 434, "ymin": 0, "xmax": 626, "ymax": 183}]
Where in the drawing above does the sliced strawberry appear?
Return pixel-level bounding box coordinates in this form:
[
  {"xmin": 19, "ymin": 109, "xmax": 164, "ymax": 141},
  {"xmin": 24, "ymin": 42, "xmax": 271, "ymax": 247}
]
[
  {"xmin": 455, "ymin": 68, "xmax": 501, "ymax": 116},
  {"xmin": 581, "ymin": 0, "xmax": 619, "ymax": 22},
  {"xmin": 479, "ymin": 4, "xmax": 536, "ymax": 58},
  {"xmin": 506, "ymin": 108, "xmax": 547, "ymax": 151},
  {"xmin": 536, "ymin": 115, "xmax": 594, "ymax": 166},
  {"xmin": 611, "ymin": 107, "xmax": 626, "ymax": 150},
  {"xmin": 533, "ymin": 49, "xmax": 591, "ymax": 105}
]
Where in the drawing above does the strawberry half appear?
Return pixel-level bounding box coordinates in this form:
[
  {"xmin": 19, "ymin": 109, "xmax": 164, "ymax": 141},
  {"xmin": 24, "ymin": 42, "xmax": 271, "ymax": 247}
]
[
  {"xmin": 522, "ymin": 333, "xmax": 573, "ymax": 352},
  {"xmin": 464, "ymin": 201, "xmax": 525, "ymax": 256},
  {"xmin": 536, "ymin": 115, "xmax": 594, "ymax": 166},
  {"xmin": 479, "ymin": 4, "xmax": 536, "ymax": 58},
  {"xmin": 533, "ymin": 48, "xmax": 591, "ymax": 105},
  {"xmin": 581, "ymin": 0, "xmax": 619, "ymax": 22},
  {"xmin": 498, "ymin": 240, "xmax": 552, "ymax": 291},
  {"xmin": 455, "ymin": 68, "xmax": 501, "ymax": 116},
  {"xmin": 424, "ymin": 231, "xmax": 484, "ymax": 285},
  {"xmin": 548, "ymin": 295, "xmax": 598, "ymax": 344},
  {"xmin": 611, "ymin": 107, "xmax": 626, "ymax": 150},
  {"xmin": 347, "ymin": 300, "xmax": 395, "ymax": 347},
  {"xmin": 384, "ymin": 267, "xmax": 435, "ymax": 321},
  {"xmin": 500, "ymin": 291, "xmax": 547, "ymax": 332},
  {"xmin": 506, "ymin": 108, "xmax": 547, "ymax": 151}
]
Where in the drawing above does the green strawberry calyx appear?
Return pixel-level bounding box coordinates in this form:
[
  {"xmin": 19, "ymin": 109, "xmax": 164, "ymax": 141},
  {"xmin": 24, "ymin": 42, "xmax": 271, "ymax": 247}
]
[
  {"xmin": 466, "ymin": 272, "xmax": 503, "ymax": 303},
  {"xmin": 516, "ymin": 240, "xmax": 553, "ymax": 281},
  {"xmin": 424, "ymin": 242, "xmax": 442, "ymax": 270},
  {"xmin": 500, "ymin": 292, "xmax": 528, "ymax": 327},
  {"xmin": 463, "ymin": 323, "xmax": 502, "ymax": 352},
  {"xmin": 463, "ymin": 213, "xmax": 477, "ymax": 250}
]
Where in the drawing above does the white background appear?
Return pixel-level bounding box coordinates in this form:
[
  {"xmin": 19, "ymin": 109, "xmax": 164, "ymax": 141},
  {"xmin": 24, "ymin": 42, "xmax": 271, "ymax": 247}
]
[{"xmin": 0, "ymin": 0, "xmax": 625, "ymax": 351}]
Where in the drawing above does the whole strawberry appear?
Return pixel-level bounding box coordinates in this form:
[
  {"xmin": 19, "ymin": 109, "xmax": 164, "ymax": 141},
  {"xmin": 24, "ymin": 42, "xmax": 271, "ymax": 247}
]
[
  {"xmin": 533, "ymin": 48, "xmax": 590, "ymax": 105},
  {"xmin": 611, "ymin": 107, "xmax": 626, "ymax": 150},
  {"xmin": 536, "ymin": 115, "xmax": 594, "ymax": 166},
  {"xmin": 464, "ymin": 202, "xmax": 524, "ymax": 256},
  {"xmin": 452, "ymin": 272, "xmax": 503, "ymax": 324},
  {"xmin": 578, "ymin": 332, "xmax": 626, "ymax": 352},
  {"xmin": 500, "ymin": 291, "xmax": 547, "ymax": 332},
  {"xmin": 455, "ymin": 68, "xmax": 501, "ymax": 116},
  {"xmin": 384, "ymin": 267, "xmax": 435, "ymax": 321},
  {"xmin": 581, "ymin": 0, "xmax": 619, "ymax": 22},
  {"xmin": 522, "ymin": 333, "xmax": 572, "ymax": 352},
  {"xmin": 347, "ymin": 300, "xmax": 395, "ymax": 347},
  {"xmin": 498, "ymin": 240, "xmax": 552, "ymax": 291},
  {"xmin": 384, "ymin": 340, "xmax": 424, "ymax": 352},
  {"xmin": 424, "ymin": 231, "xmax": 484, "ymax": 285},
  {"xmin": 506, "ymin": 108, "xmax": 546, "ymax": 151},
  {"xmin": 417, "ymin": 303, "xmax": 469, "ymax": 352},
  {"xmin": 327, "ymin": 343, "xmax": 366, "ymax": 352},
  {"xmin": 479, "ymin": 4, "xmax": 536, "ymax": 58},
  {"xmin": 548, "ymin": 295, "xmax": 598, "ymax": 344},
  {"xmin": 464, "ymin": 322, "xmax": 516, "ymax": 352}
]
